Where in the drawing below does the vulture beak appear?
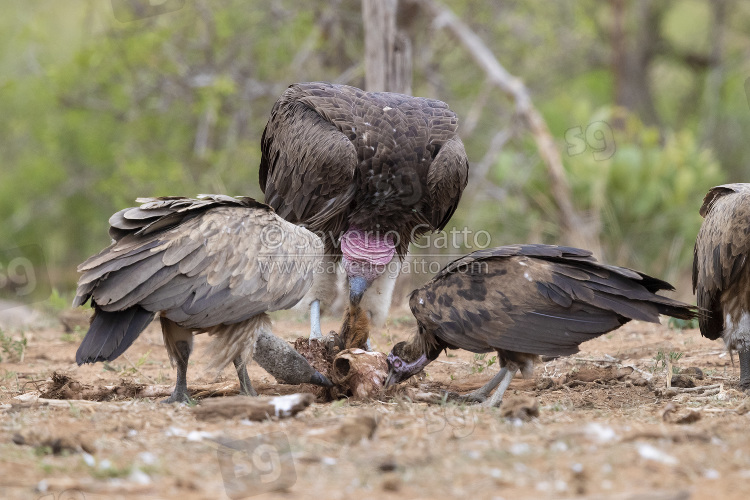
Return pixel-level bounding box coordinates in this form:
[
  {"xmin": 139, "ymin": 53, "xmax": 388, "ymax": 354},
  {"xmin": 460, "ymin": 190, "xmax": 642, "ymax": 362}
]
[
  {"xmin": 384, "ymin": 370, "xmax": 396, "ymax": 388},
  {"xmin": 349, "ymin": 275, "xmax": 368, "ymax": 306},
  {"xmin": 310, "ymin": 370, "xmax": 334, "ymax": 388}
]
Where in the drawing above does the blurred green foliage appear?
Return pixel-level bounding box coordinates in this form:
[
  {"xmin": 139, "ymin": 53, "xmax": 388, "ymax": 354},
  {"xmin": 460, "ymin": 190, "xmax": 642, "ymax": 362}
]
[{"xmin": 0, "ymin": 1, "xmax": 747, "ymax": 299}]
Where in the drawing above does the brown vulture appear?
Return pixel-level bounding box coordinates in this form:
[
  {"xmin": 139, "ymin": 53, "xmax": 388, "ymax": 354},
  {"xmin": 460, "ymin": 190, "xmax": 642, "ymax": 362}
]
[
  {"xmin": 74, "ymin": 195, "xmax": 332, "ymax": 403},
  {"xmin": 693, "ymin": 183, "xmax": 750, "ymax": 390},
  {"xmin": 385, "ymin": 244, "xmax": 697, "ymax": 407},
  {"xmin": 259, "ymin": 82, "xmax": 469, "ymax": 346}
]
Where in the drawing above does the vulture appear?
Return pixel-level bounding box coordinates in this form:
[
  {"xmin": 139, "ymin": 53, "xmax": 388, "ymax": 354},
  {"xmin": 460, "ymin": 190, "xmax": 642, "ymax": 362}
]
[
  {"xmin": 74, "ymin": 195, "xmax": 332, "ymax": 403},
  {"xmin": 693, "ymin": 183, "xmax": 750, "ymax": 390},
  {"xmin": 385, "ymin": 244, "xmax": 697, "ymax": 407},
  {"xmin": 259, "ymin": 82, "xmax": 469, "ymax": 347}
]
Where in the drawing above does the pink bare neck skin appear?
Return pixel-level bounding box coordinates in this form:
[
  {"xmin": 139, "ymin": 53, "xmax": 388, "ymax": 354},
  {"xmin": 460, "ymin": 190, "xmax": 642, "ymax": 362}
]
[{"xmin": 340, "ymin": 226, "xmax": 396, "ymax": 283}]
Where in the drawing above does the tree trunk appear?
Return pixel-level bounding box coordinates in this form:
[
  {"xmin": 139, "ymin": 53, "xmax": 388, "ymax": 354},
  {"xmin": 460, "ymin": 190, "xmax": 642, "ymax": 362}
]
[
  {"xmin": 362, "ymin": 0, "xmax": 412, "ymax": 94},
  {"xmin": 611, "ymin": 0, "xmax": 663, "ymax": 126}
]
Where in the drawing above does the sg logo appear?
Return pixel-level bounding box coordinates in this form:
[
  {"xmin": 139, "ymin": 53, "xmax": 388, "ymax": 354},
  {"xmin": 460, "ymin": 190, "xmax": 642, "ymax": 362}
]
[
  {"xmin": 564, "ymin": 121, "xmax": 616, "ymax": 161},
  {"xmin": 217, "ymin": 432, "xmax": 296, "ymax": 498},
  {"xmin": 0, "ymin": 244, "xmax": 50, "ymax": 310}
]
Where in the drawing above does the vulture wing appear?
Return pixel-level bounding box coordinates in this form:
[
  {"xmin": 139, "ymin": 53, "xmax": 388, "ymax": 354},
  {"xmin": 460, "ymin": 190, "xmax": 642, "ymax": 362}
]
[
  {"xmin": 693, "ymin": 184, "xmax": 750, "ymax": 340},
  {"xmin": 259, "ymin": 83, "xmax": 359, "ymax": 238},
  {"xmin": 259, "ymin": 82, "xmax": 469, "ymax": 254},
  {"xmin": 74, "ymin": 195, "xmax": 323, "ymax": 329},
  {"xmin": 427, "ymin": 136, "xmax": 469, "ymax": 231},
  {"xmin": 411, "ymin": 244, "xmax": 694, "ymax": 357}
]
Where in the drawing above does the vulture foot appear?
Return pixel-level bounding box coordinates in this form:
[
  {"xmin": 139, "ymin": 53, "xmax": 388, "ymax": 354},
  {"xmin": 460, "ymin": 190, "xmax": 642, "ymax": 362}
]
[
  {"xmin": 443, "ymin": 390, "xmax": 487, "ymax": 404},
  {"xmin": 450, "ymin": 367, "xmax": 510, "ymax": 405},
  {"xmin": 162, "ymin": 390, "xmax": 193, "ymax": 404}
]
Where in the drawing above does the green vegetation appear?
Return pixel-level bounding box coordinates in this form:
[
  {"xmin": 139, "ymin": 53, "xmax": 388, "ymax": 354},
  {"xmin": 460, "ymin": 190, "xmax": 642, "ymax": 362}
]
[
  {"xmin": 668, "ymin": 317, "xmax": 700, "ymax": 330},
  {"xmin": 0, "ymin": 329, "xmax": 27, "ymax": 362},
  {"xmin": 2, "ymin": 1, "xmax": 747, "ymax": 299},
  {"xmin": 652, "ymin": 349, "xmax": 684, "ymax": 375},
  {"xmin": 471, "ymin": 353, "xmax": 497, "ymax": 374}
]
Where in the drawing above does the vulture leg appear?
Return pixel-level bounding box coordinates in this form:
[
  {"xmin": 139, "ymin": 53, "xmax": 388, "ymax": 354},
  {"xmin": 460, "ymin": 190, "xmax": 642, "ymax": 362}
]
[
  {"xmin": 458, "ymin": 367, "xmax": 508, "ymax": 403},
  {"xmin": 233, "ymin": 357, "xmax": 258, "ymax": 396},
  {"xmin": 164, "ymin": 340, "xmax": 192, "ymax": 403},
  {"xmin": 310, "ymin": 299, "xmax": 323, "ymax": 341},
  {"xmin": 483, "ymin": 365, "xmax": 519, "ymax": 408},
  {"xmin": 161, "ymin": 317, "xmax": 194, "ymax": 404},
  {"xmin": 739, "ymin": 350, "xmax": 750, "ymax": 391}
]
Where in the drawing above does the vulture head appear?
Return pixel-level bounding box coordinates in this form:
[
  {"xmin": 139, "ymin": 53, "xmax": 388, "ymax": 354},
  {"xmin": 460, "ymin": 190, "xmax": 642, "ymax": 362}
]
[
  {"xmin": 384, "ymin": 332, "xmax": 440, "ymax": 387},
  {"xmin": 341, "ymin": 226, "xmax": 396, "ymax": 305}
]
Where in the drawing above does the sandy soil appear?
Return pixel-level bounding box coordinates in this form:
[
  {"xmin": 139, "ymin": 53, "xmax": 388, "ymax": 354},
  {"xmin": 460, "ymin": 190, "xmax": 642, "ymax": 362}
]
[{"xmin": 1, "ymin": 308, "xmax": 749, "ymax": 500}]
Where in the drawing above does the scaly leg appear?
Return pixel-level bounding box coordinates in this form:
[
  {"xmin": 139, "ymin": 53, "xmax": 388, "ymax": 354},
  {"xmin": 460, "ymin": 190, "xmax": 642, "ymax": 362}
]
[
  {"xmin": 310, "ymin": 299, "xmax": 322, "ymax": 341},
  {"xmin": 163, "ymin": 340, "xmax": 192, "ymax": 403},
  {"xmin": 739, "ymin": 350, "xmax": 750, "ymax": 391},
  {"xmin": 457, "ymin": 367, "xmax": 509, "ymax": 403},
  {"xmin": 483, "ymin": 366, "xmax": 519, "ymax": 408},
  {"xmin": 233, "ymin": 357, "xmax": 258, "ymax": 396}
]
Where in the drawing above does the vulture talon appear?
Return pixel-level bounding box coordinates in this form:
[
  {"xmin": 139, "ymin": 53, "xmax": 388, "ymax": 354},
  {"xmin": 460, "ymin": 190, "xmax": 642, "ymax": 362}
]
[
  {"xmin": 72, "ymin": 195, "xmax": 325, "ymax": 401},
  {"xmin": 162, "ymin": 392, "xmax": 193, "ymax": 405},
  {"xmin": 454, "ymin": 392, "xmax": 486, "ymax": 404},
  {"xmin": 385, "ymin": 244, "xmax": 697, "ymax": 409}
]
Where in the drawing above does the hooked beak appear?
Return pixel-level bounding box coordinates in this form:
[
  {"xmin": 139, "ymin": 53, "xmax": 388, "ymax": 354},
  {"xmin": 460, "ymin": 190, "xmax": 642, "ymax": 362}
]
[
  {"xmin": 384, "ymin": 369, "xmax": 397, "ymax": 388},
  {"xmin": 349, "ymin": 275, "xmax": 368, "ymax": 306},
  {"xmin": 309, "ymin": 370, "xmax": 333, "ymax": 388}
]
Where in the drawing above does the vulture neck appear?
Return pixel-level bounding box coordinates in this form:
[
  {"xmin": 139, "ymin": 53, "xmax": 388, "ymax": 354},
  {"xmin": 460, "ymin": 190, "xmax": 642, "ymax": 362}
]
[
  {"xmin": 341, "ymin": 226, "xmax": 396, "ymax": 267},
  {"xmin": 404, "ymin": 325, "xmax": 445, "ymax": 363}
]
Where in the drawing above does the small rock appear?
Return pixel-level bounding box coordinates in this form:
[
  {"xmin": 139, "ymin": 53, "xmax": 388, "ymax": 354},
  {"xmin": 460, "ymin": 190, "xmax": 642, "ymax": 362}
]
[
  {"xmin": 335, "ymin": 415, "xmax": 377, "ymax": 444},
  {"xmin": 536, "ymin": 378, "xmax": 555, "ymax": 391},
  {"xmin": 381, "ymin": 473, "xmax": 401, "ymax": 492},
  {"xmin": 378, "ymin": 459, "xmax": 398, "ymax": 472},
  {"xmin": 501, "ymin": 397, "xmax": 539, "ymax": 421},
  {"xmin": 637, "ymin": 443, "xmax": 678, "ymax": 465},
  {"xmin": 662, "ymin": 403, "xmax": 701, "ymax": 424},
  {"xmin": 670, "ymin": 375, "xmax": 695, "ymax": 388},
  {"xmin": 632, "ymin": 378, "xmax": 649, "ymax": 387},
  {"xmin": 681, "ymin": 367, "xmax": 704, "ymax": 380}
]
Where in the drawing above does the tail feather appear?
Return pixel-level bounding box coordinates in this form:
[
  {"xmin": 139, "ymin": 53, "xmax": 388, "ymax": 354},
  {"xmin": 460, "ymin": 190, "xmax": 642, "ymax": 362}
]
[
  {"xmin": 76, "ymin": 306, "xmax": 155, "ymax": 365},
  {"xmin": 654, "ymin": 301, "xmax": 698, "ymax": 321}
]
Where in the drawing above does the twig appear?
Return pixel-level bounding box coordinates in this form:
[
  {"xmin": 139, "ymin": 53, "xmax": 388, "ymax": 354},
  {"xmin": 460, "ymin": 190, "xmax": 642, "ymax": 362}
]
[{"xmin": 413, "ymin": 0, "xmax": 600, "ymax": 252}]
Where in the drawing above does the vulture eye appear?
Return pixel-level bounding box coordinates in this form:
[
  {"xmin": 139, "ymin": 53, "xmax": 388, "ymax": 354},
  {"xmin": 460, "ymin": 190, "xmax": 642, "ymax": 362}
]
[{"xmin": 392, "ymin": 359, "xmax": 402, "ymax": 369}]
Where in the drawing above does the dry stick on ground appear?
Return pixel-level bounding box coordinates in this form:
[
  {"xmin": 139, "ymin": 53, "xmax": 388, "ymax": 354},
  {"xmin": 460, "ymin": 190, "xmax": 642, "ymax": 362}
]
[
  {"xmin": 193, "ymin": 393, "xmax": 314, "ymax": 421},
  {"xmin": 413, "ymin": 0, "xmax": 600, "ymax": 254}
]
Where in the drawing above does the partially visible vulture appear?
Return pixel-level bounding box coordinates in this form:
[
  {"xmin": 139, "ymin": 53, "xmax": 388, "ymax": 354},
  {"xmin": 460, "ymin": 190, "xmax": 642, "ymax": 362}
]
[
  {"xmin": 259, "ymin": 82, "xmax": 469, "ymax": 347},
  {"xmin": 74, "ymin": 195, "xmax": 332, "ymax": 403},
  {"xmin": 694, "ymin": 183, "xmax": 750, "ymax": 390},
  {"xmin": 385, "ymin": 244, "xmax": 697, "ymax": 407}
]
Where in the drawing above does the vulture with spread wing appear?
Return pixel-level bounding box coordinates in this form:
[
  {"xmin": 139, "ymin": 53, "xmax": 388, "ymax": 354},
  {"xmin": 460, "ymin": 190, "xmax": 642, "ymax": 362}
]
[
  {"xmin": 74, "ymin": 195, "xmax": 331, "ymax": 403},
  {"xmin": 385, "ymin": 244, "xmax": 697, "ymax": 407},
  {"xmin": 694, "ymin": 183, "xmax": 750, "ymax": 389},
  {"xmin": 260, "ymin": 82, "xmax": 469, "ymax": 346}
]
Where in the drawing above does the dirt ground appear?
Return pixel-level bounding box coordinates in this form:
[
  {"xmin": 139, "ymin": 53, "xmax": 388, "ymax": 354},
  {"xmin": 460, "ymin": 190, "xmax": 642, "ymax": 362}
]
[{"xmin": 2, "ymin": 308, "xmax": 750, "ymax": 500}]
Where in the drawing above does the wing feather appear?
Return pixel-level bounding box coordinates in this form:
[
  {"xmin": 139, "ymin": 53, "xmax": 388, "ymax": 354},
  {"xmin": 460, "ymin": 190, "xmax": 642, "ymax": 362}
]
[
  {"xmin": 75, "ymin": 197, "xmax": 323, "ymax": 330},
  {"xmin": 693, "ymin": 184, "xmax": 750, "ymax": 339},
  {"xmin": 411, "ymin": 245, "xmax": 695, "ymax": 357}
]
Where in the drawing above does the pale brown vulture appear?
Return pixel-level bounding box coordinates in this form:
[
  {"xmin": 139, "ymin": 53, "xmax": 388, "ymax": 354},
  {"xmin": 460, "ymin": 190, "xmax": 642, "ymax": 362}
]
[
  {"xmin": 259, "ymin": 82, "xmax": 469, "ymax": 346},
  {"xmin": 693, "ymin": 183, "xmax": 750, "ymax": 389},
  {"xmin": 385, "ymin": 244, "xmax": 697, "ymax": 407},
  {"xmin": 74, "ymin": 195, "xmax": 331, "ymax": 403}
]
